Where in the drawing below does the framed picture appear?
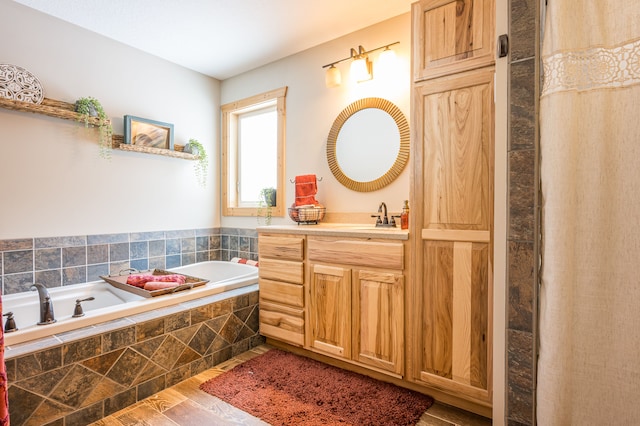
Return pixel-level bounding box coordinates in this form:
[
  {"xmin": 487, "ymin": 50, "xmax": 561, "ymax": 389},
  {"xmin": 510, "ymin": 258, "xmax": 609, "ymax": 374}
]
[{"xmin": 124, "ymin": 115, "xmax": 174, "ymax": 150}]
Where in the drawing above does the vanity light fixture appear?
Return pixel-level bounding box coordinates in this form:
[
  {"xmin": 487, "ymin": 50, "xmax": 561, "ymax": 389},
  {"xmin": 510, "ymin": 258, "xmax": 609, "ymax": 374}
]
[
  {"xmin": 349, "ymin": 46, "xmax": 372, "ymax": 83},
  {"xmin": 325, "ymin": 64, "xmax": 341, "ymax": 88},
  {"xmin": 322, "ymin": 41, "xmax": 399, "ymax": 88},
  {"xmin": 378, "ymin": 45, "xmax": 397, "ymax": 68}
]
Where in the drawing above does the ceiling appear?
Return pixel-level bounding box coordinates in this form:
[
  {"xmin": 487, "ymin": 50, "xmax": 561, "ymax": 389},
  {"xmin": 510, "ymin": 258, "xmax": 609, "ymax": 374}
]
[{"xmin": 12, "ymin": 0, "xmax": 414, "ymax": 80}]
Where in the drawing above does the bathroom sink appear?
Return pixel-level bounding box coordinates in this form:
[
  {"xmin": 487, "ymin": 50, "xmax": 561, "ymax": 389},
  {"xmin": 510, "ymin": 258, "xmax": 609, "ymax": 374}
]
[{"xmin": 326, "ymin": 224, "xmax": 404, "ymax": 231}]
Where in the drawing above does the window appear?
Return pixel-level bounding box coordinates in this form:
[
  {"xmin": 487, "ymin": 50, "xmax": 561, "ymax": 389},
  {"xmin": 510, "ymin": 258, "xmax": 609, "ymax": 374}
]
[{"xmin": 222, "ymin": 87, "xmax": 287, "ymax": 217}]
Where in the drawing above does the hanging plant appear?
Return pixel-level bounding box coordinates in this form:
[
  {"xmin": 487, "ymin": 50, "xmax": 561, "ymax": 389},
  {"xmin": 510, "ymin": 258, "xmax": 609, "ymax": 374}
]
[
  {"xmin": 74, "ymin": 96, "xmax": 113, "ymax": 159},
  {"xmin": 185, "ymin": 138, "xmax": 208, "ymax": 187}
]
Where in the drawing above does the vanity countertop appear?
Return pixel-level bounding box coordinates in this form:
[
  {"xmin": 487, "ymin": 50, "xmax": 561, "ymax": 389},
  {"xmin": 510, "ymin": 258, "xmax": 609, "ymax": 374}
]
[{"xmin": 256, "ymin": 223, "xmax": 409, "ymax": 240}]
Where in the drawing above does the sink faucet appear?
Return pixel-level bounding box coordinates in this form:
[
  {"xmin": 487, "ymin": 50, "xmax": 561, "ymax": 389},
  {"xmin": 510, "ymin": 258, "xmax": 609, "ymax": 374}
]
[
  {"xmin": 371, "ymin": 202, "xmax": 397, "ymax": 227},
  {"xmin": 30, "ymin": 283, "xmax": 56, "ymax": 325},
  {"xmin": 378, "ymin": 202, "xmax": 388, "ymax": 225}
]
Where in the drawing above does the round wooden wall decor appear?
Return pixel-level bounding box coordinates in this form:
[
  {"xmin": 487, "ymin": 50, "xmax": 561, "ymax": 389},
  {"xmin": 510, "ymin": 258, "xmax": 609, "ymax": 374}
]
[{"xmin": 0, "ymin": 64, "xmax": 44, "ymax": 104}]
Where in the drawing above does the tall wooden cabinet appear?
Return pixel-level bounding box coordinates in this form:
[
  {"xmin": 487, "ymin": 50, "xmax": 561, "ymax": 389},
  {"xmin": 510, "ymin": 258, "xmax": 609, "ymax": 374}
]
[{"xmin": 409, "ymin": 0, "xmax": 495, "ymax": 407}]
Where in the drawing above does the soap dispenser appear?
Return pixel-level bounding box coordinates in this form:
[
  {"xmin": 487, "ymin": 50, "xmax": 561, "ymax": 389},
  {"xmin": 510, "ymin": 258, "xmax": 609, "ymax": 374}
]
[{"xmin": 401, "ymin": 200, "xmax": 409, "ymax": 230}]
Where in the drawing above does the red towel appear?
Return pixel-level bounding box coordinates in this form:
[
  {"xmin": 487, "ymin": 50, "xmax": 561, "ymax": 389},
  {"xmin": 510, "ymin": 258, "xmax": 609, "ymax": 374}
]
[{"xmin": 295, "ymin": 174, "xmax": 319, "ymax": 206}]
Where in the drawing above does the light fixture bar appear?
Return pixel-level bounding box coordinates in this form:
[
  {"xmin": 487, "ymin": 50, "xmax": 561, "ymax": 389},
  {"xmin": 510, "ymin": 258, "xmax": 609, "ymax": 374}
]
[{"xmin": 321, "ymin": 41, "xmax": 400, "ymax": 69}]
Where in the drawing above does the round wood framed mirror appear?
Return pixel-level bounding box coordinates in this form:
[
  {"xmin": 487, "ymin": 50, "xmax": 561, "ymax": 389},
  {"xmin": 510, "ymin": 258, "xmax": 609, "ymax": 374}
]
[{"xmin": 326, "ymin": 97, "xmax": 409, "ymax": 192}]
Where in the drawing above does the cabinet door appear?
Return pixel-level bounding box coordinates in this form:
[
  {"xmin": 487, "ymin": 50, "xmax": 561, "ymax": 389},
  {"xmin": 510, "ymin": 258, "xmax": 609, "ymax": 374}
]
[
  {"xmin": 410, "ymin": 67, "xmax": 493, "ymax": 404},
  {"xmin": 352, "ymin": 269, "xmax": 404, "ymax": 375},
  {"xmin": 412, "ymin": 0, "xmax": 495, "ymax": 82},
  {"xmin": 309, "ymin": 264, "xmax": 351, "ymax": 359},
  {"xmin": 420, "ymin": 240, "xmax": 491, "ymax": 403}
]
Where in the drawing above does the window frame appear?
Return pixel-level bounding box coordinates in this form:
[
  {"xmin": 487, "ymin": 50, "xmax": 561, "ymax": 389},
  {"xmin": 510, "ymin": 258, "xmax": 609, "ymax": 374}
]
[{"xmin": 221, "ymin": 86, "xmax": 287, "ymax": 218}]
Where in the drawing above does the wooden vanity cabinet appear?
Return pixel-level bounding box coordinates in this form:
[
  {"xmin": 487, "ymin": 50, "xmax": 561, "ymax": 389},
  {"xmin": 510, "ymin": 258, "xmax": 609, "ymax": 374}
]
[
  {"xmin": 258, "ymin": 234, "xmax": 305, "ymax": 346},
  {"xmin": 307, "ymin": 236, "xmax": 405, "ymax": 376}
]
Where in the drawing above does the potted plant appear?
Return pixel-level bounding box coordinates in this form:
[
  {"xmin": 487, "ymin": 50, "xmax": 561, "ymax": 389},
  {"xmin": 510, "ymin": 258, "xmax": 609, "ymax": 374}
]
[
  {"xmin": 258, "ymin": 187, "xmax": 276, "ymax": 225},
  {"xmin": 74, "ymin": 96, "xmax": 113, "ymax": 159},
  {"xmin": 185, "ymin": 138, "xmax": 208, "ymax": 187}
]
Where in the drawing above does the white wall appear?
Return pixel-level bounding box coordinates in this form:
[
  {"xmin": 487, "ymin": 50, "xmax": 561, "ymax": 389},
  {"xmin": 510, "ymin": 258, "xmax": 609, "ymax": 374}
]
[
  {"xmin": 0, "ymin": 2, "xmax": 411, "ymax": 238},
  {"xmin": 0, "ymin": 1, "xmax": 220, "ymax": 239},
  {"xmin": 221, "ymin": 13, "xmax": 411, "ymax": 228}
]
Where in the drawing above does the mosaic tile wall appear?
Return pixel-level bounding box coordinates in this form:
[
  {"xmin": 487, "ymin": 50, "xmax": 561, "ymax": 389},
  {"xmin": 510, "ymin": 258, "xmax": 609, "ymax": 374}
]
[
  {"xmin": 6, "ymin": 288, "xmax": 264, "ymax": 425},
  {"xmin": 507, "ymin": 0, "xmax": 539, "ymax": 424},
  {"xmin": 0, "ymin": 227, "xmax": 258, "ymax": 295}
]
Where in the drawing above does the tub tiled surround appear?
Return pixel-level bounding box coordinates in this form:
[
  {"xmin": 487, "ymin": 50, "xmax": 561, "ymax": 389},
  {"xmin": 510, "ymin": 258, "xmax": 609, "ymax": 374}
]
[
  {"xmin": 507, "ymin": 0, "xmax": 539, "ymax": 424},
  {"xmin": 0, "ymin": 227, "xmax": 258, "ymax": 295},
  {"xmin": 5, "ymin": 287, "xmax": 264, "ymax": 426}
]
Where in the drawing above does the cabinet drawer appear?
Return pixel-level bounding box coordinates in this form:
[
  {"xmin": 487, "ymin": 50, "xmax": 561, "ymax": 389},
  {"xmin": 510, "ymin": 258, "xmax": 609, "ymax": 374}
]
[
  {"xmin": 259, "ymin": 301, "xmax": 304, "ymax": 346},
  {"xmin": 308, "ymin": 238, "xmax": 403, "ymax": 270},
  {"xmin": 259, "ymin": 258, "xmax": 304, "ymax": 284},
  {"xmin": 259, "ymin": 278, "xmax": 304, "ymax": 308},
  {"xmin": 259, "ymin": 235, "xmax": 304, "ymax": 260}
]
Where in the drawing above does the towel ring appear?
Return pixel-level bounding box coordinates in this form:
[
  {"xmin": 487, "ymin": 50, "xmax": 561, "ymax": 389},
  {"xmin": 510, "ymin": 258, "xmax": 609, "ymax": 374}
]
[{"xmin": 290, "ymin": 177, "xmax": 323, "ymax": 183}]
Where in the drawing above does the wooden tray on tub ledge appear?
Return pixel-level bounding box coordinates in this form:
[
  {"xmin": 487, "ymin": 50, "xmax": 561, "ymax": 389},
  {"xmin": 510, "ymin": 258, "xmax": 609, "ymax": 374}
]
[{"xmin": 100, "ymin": 268, "xmax": 209, "ymax": 298}]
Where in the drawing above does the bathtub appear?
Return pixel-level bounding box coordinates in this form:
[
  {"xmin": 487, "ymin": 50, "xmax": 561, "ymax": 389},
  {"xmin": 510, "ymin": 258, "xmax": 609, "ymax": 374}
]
[{"xmin": 2, "ymin": 261, "xmax": 258, "ymax": 347}]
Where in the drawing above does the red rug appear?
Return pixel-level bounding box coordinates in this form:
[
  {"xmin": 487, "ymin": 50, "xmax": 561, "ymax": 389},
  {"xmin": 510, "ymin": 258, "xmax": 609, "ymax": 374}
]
[{"xmin": 199, "ymin": 349, "xmax": 433, "ymax": 426}]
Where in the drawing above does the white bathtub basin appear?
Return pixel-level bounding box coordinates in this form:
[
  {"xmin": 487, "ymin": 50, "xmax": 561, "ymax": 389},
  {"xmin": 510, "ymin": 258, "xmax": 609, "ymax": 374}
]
[
  {"xmin": 3, "ymin": 282, "xmax": 144, "ymax": 331},
  {"xmin": 3, "ymin": 261, "xmax": 259, "ymax": 347}
]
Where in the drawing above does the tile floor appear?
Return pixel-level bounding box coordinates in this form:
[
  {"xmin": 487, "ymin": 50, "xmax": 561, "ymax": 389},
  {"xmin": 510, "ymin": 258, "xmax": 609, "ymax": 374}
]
[{"xmin": 91, "ymin": 345, "xmax": 491, "ymax": 426}]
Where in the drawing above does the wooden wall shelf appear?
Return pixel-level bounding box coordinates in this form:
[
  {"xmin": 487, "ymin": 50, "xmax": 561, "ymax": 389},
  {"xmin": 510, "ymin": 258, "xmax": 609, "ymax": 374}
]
[
  {"xmin": 0, "ymin": 97, "xmax": 107, "ymax": 126},
  {"xmin": 0, "ymin": 96, "xmax": 197, "ymax": 161},
  {"xmin": 111, "ymin": 135, "xmax": 197, "ymax": 160}
]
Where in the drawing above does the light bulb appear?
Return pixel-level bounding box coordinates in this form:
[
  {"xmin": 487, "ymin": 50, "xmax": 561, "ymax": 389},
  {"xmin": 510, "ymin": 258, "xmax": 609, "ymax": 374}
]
[
  {"xmin": 325, "ymin": 65, "xmax": 341, "ymax": 88},
  {"xmin": 377, "ymin": 47, "xmax": 397, "ymax": 80},
  {"xmin": 350, "ymin": 57, "xmax": 371, "ymax": 83}
]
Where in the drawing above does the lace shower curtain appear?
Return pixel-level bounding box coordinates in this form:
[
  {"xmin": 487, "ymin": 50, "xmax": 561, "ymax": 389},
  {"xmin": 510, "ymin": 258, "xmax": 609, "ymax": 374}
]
[{"xmin": 538, "ymin": 2, "xmax": 640, "ymax": 424}]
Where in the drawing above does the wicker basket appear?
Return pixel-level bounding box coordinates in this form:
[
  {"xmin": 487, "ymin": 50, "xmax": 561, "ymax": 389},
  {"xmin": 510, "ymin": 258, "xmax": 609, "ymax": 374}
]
[{"xmin": 288, "ymin": 206, "xmax": 326, "ymax": 224}]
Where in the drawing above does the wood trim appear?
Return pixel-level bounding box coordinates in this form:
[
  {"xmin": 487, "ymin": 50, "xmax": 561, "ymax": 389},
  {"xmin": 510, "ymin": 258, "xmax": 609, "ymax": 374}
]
[
  {"xmin": 422, "ymin": 229, "xmax": 490, "ymax": 243},
  {"xmin": 452, "ymin": 242, "xmax": 472, "ymax": 385},
  {"xmin": 221, "ymin": 87, "xmax": 287, "ymax": 112},
  {"xmin": 419, "ymin": 370, "xmax": 491, "ymax": 406},
  {"xmin": 221, "ymin": 87, "xmax": 287, "ymax": 217}
]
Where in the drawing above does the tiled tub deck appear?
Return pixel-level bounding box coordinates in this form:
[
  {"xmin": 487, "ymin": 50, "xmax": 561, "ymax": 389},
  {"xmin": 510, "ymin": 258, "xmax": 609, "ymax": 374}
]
[{"xmin": 5, "ymin": 285, "xmax": 264, "ymax": 426}]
